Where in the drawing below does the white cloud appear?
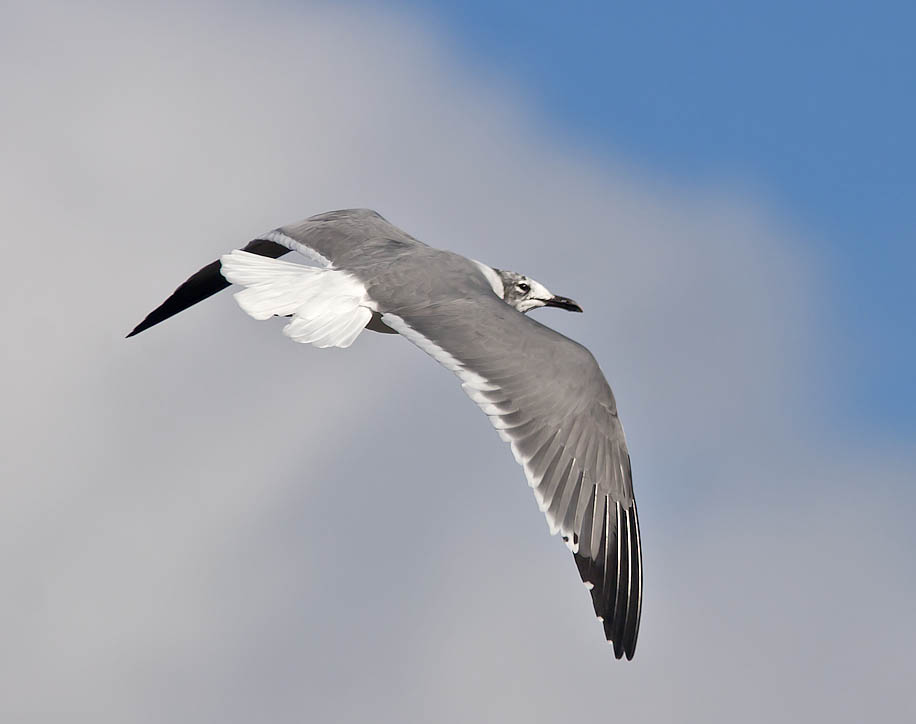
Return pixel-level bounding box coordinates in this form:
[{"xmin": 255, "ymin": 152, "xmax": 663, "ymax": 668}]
[{"xmin": 1, "ymin": 1, "xmax": 913, "ymax": 722}]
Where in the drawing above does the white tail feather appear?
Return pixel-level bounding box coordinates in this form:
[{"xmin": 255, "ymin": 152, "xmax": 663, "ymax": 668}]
[{"xmin": 220, "ymin": 250, "xmax": 374, "ymax": 349}]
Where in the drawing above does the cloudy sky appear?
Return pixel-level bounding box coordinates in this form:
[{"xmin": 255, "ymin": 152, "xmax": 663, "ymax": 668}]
[{"xmin": 2, "ymin": 1, "xmax": 913, "ymax": 722}]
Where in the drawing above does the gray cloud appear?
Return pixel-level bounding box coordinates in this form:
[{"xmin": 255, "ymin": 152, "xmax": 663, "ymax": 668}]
[{"xmin": 1, "ymin": 1, "xmax": 913, "ymax": 722}]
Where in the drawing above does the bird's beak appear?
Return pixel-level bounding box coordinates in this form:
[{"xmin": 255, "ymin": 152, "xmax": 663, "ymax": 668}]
[{"xmin": 543, "ymin": 295, "xmax": 583, "ymax": 313}]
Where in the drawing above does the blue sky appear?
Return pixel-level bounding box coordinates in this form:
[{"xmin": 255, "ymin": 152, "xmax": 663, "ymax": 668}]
[{"xmin": 397, "ymin": 0, "xmax": 916, "ymax": 437}]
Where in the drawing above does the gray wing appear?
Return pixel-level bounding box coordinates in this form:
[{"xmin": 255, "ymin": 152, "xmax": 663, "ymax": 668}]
[
  {"xmin": 127, "ymin": 209, "xmax": 419, "ymax": 336},
  {"xmin": 269, "ymin": 208, "xmax": 428, "ymax": 268},
  {"xmin": 382, "ymin": 296, "xmax": 643, "ymax": 659}
]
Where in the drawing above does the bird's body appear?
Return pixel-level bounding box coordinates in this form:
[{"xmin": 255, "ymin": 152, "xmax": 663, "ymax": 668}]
[{"xmin": 129, "ymin": 208, "xmax": 643, "ymax": 659}]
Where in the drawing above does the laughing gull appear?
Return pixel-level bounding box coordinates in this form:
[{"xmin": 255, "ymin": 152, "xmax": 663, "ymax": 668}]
[{"xmin": 128, "ymin": 208, "xmax": 643, "ymax": 659}]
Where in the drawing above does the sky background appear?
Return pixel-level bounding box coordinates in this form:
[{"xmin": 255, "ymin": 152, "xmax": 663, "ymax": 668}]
[
  {"xmin": 397, "ymin": 0, "xmax": 916, "ymax": 438},
  {"xmin": 1, "ymin": 1, "xmax": 913, "ymax": 722}
]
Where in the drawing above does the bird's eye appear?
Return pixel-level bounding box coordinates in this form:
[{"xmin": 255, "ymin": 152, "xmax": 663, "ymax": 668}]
[{"xmin": 517, "ymin": 282, "xmax": 531, "ymax": 294}]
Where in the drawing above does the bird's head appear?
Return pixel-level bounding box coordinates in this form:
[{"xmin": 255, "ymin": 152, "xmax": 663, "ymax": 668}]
[{"xmin": 495, "ymin": 269, "xmax": 583, "ymax": 314}]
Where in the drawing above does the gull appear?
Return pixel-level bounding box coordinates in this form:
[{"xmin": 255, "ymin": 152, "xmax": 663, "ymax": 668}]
[{"xmin": 128, "ymin": 208, "xmax": 643, "ymax": 659}]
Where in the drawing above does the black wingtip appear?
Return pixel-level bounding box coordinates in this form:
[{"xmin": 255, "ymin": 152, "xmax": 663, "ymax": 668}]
[
  {"xmin": 622, "ymin": 502, "xmax": 643, "ymax": 660},
  {"xmin": 125, "ymin": 238, "xmax": 290, "ymax": 338},
  {"xmin": 573, "ymin": 494, "xmax": 643, "ymax": 661},
  {"xmin": 126, "ymin": 315, "xmax": 159, "ymax": 338}
]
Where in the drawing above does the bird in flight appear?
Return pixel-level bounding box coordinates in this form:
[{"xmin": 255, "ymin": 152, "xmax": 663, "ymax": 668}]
[{"xmin": 129, "ymin": 208, "xmax": 643, "ymax": 659}]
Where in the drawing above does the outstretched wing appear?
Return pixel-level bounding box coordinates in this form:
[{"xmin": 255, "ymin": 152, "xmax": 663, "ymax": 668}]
[
  {"xmin": 127, "ymin": 209, "xmax": 420, "ymax": 337},
  {"xmin": 126, "ymin": 238, "xmax": 289, "ymax": 337},
  {"xmin": 381, "ymin": 296, "xmax": 643, "ymax": 659}
]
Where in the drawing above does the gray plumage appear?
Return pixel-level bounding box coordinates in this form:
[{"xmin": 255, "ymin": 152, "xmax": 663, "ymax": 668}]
[{"xmin": 128, "ymin": 208, "xmax": 643, "ymax": 659}]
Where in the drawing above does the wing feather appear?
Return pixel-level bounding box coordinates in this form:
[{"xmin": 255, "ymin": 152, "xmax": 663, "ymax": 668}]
[{"xmin": 381, "ymin": 301, "xmax": 642, "ymax": 659}]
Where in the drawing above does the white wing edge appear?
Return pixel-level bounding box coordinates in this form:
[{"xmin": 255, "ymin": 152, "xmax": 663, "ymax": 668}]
[
  {"xmin": 382, "ymin": 312, "xmax": 582, "ymax": 551},
  {"xmin": 260, "ymin": 229, "xmax": 333, "ymax": 268}
]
